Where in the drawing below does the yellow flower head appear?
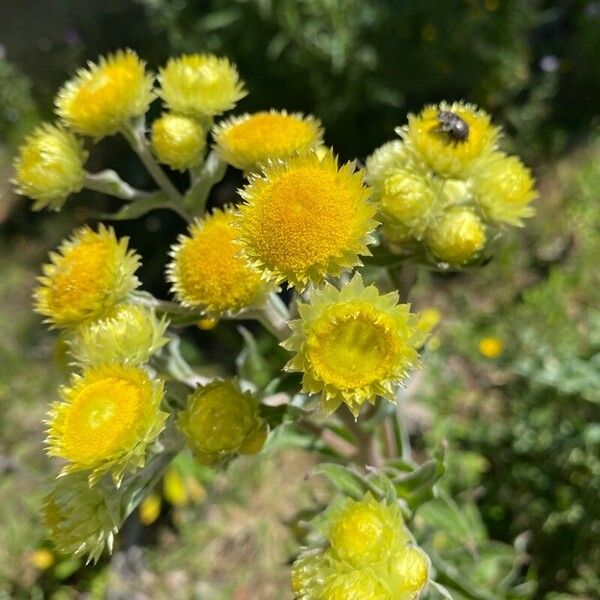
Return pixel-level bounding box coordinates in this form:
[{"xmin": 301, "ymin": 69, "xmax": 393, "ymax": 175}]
[
  {"xmin": 471, "ymin": 152, "xmax": 537, "ymax": 226},
  {"xmin": 167, "ymin": 207, "xmax": 270, "ymax": 316},
  {"xmin": 380, "ymin": 165, "xmax": 446, "ymax": 241},
  {"xmin": 44, "ymin": 472, "xmax": 118, "ymax": 564},
  {"xmin": 365, "ymin": 140, "xmax": 411, "ymax": 190},
  {"xmin": 213, "ymin": 110, "xmax": 323, "ymax": 171},
  {"xmin": 69, "ymin": 304, "xmax": 169, "ymax": 366},
  {"xmin": 34, "ymin": 225, "xmax": 141, "ymax": 328},
  {"xmin": 55, "ymin": 49, "xmax": 154, "ymax": 139},
  {"xmin": 283, "ymin": 274, "xmax": 425, "ymax": 416},
  {"xmin": 426, "ymin": 207, "xmax": 486, "ymax": 266},
  {"xmin": 388, "ymin": 545, "xmax": 431, "ymax": 597},
  {"xmin": 321, "ymin": 569, "xmax": 391, "ymax": 600},
  {"xmin": 139, "ymin": 494, "xmax": 162, "ymax": 526},
  {"xmin": 237, "ymin": 151, "xmax": 377, "ymax": 290},
  {"xmin": 327, "ymin": 493, "xmax": 408, "ymax": 568},
  {"xmin": 151, "ymin": 112, "xmax": 206, "ymax": 171},
  {"xmin": 158, "ymin": 54, "xmax": 246, "ymax": 119},
  {"xmin": 47, "ymin": 364, "xmax": 167, "ymax": 485},
  {"xmin": 12, "ymin": 123, "xmax": 87, "ymax": 210},
  {"xmin": 177, "ymin": 380, "xmax": 267, "ymax": 464},
  {"xmin": 400, "ymin": 102, "xmax": 500, "ymax": 178},
  {"xmin": 478, "ymin": 336, "xmax": 503, "ymax": 359}
]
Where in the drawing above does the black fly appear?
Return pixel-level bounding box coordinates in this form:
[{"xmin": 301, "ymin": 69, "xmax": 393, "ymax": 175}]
[{"xmin": 437, "ymin": 110, "xmax": 469, "ymax": 143}]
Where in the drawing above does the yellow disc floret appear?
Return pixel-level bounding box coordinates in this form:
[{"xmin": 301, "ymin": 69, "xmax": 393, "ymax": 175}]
[
  {"xmin": 12, "ymin": 123, "xmax": 88, "ymax": 210},
  {"xmin": 237, "ymin": 151, "xmax": 377, "ymax": 290},
  {"xmin": 167, "ymin": 207, "xmax": 270, "ymax": 315},
  {"xmin": 34, "ymin": 225, "xmax": 141, "ymax": 328},
  {"xmin": 69, "ymin": 304, "xmax": 169, "ymax": 366},
  {"xmin": 177, "ymin": 380, "xmax": 267, "ymax": 464},
  {"xmin": 471, "ymin": 152, "xmax": 537, "ymax": 226},
  {"xmin": 426, "ymin": 207, "xmax": 486, "ymax": 265},
  {"xmin": 55, "ymin": 49, "xmax": 154, "ymax": 139},
  {"xmin": 158, "ymin": 54, "xmax": 246, "ymax": 119},
  {"xmin": 283, "ymin": 274, "xmax": 425, "ymax": 416},
  {"xmin": 400, "ymin": 102, "xmax": 499, "ymax": 178},
  {"xmin": 151, "ymin": 112, "xmax": 206, "ymax": 171},
  {"xmin": 47, "ymin": 364, "xmax": 167, "ymax": 484},
  {"xmin": 213, "ymin": 110, "xmax": 323, "ymax": 171}
]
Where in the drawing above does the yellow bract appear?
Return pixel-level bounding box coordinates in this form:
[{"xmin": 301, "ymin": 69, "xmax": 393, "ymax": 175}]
[
  {"xmin": 12, "ymin": 123, "xmax": 87, "ymax": 210},
  {"xmin": 213, "ymin": 110, "xmax": 323, "ymax": 170},
  {"xmin": 47, "ymin": 364, "xmax": 167, "ymax": 484},
  {"xmin": 34, "ymin": 225, "xmax": 140, "ymax": 328},
  {"xmin": 321, "ymin": 570, "xmax": 391, "ymax": 600},
  {"xmin": 401, "ymin": 102, "xmax": 499, "ymax": 178},
  {"xmin": 283, "ymin": 274, "xmax": 425, "ymax": 416},
  {"xmin": 237, "ymin": 151, "xmax": 377, "ymax": 290},
  {"xmin": 151, "ymin": 112, "xmax": 206, "ymax": 171},
  {"xmin": 365, "ymin": 140, "xmax": 411, "ymax": 190},
  {"xmin": 55, "ymin": 49, "xmax": 154, "ymax": 138},
  {"xmin": 426, "ymin": 207, "xmax": 486, "ymax": 265},
  {"xmin": 389, "ymin": 546, "xmax": 431, "ymax": 595},
  {"xmin": 167, "ymin": 207, "xmax": 269, "ymax": 315},
  {"xmin": 158, "ymin": 54, "xmax": 246, "ymax": 119}
]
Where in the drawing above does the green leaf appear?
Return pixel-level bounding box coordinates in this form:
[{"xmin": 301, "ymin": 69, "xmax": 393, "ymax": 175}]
[
  {"xmin": 312, "ymin": 463, "xmax": 375, "ymax": 500},
  {"xmin": 392, "ymin": 450, "xmax": 446, "ymax": 508}
]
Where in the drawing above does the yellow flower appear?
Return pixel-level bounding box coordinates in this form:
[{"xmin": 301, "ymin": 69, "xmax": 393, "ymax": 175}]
[
  {"xmin": 213, "ymin": 110, "xmax": 323, "ymax": 170},
  {"xmin": 478, "ymin": 336, "xmax": 503, "ymax": 359},
  {"xmin": 321, "ymin": 569, "xmax": 391, "ymax": 600},
  {"xmin": 158, "ymin": 54, "xmax": 246, "ymax": 119},
  {"xmin": 388, "ymin": 545, "xmax": 431, "ymax": 597},
  {"xmin": 365, "ymin": 140, "xmax": 411, "ymax": 190},
  {"xmin": 55, "ymin": 49, "xmax": 154, "ymax": 139},
  {"xmin": 283, "ymin": 274, "xmax": 425, "ymax": 416},
  {"xmin": 29, "ymin": 548, "xmax": 55, "ymax": 571},
  {"xmin": 291, "ymin": 549, "xmax": 328, "ymax": 598},
  {"xmin": 400, "ymin": 102, "xmax": 499, "ymax": 178},
  {"xmin": 237, "ymin": 151, "xmax": 377, "ymax": 290},
  {"xmin": 163, "ymin": 467, "xmax": 188, "ymax": 506},
  {"xmin": 167, "ymin": 207, "xmax": 270, "ymax": 316},
  {"xmin": 471, "ymin": 152, "xmax": 537, "ymax": 226},
  {"xmin": 12, "ymin": 123, "xmax": 87, "ymax": 210},
  {"xmin": 417, "ymin": 308, "xmax": 442, "ymax": 335},
  {"xmin": 47, "ymin": 364, "xmax": 167, "ymax": 485},
  {"xmin": 328, "ymin": 493, "xmax": 408, "ymax": 568},
  {"xmin": 177, "ymin": 380, "xmax": 267, "ymax": 464},
  {"xmin": 426, "ymin": 207, "xmax": 486, "ymax": 266},
  {"xmin": 139, "ymin": 494, "xmax": 162, "ymax": 526},
  {"xmin": 34, "ymin": 225, "xmax": 141, "ymax": 328},
  {"xmin": 380, "ymin": 165, "xmax": 446, "ymax": 241},
  {"xmin": 151, "ymin": 112, "xmax": 206, "ymax": 171},
  {"xmin": 44, "ymin": 472, "xmax": 119, "ymax": 563},
  {"xmin": 68, "ymin": 304, "xmax": 169, "ymax": 366}
]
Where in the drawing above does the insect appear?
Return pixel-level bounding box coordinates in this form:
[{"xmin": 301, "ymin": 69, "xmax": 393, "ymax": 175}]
[{"xmin": 437, "ymin": 110, "xmax": 469, "ymax": 142}]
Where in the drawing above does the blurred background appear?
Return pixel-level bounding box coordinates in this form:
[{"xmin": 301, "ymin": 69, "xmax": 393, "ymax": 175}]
[{"xmin": 0, "ymin": 1, "xmax": 599, "ymax": 598}]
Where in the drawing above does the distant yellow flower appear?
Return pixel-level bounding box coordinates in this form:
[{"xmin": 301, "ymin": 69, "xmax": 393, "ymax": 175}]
[
  {"xmin": 426, "ymin": 207, "xmax": 486, "ymax": 265},
  {"xmin": 365, "ymin": 140, "xmax": 411, "ymax": 190},
  {"xmin": 69, "ymin": 304, "xmax": 169, "ymax": 366},
  {"xmin": 478, "ymin": 336, "xmax": 503, "ymax": 358},
  {"xmin": 177, "ymin": 380, "xmax": 267, "ymax": 464},
  {"xmin": 139, "ymin": 494, "xmax": 162, "ymax": 526},
  {"xmin": 213, "ymin": 110, "xmax": 323, "ymax": 170},
  {"xmin": 417, "ymin": 308, "xmax": 442, "ymax": 335},
  {"xmin": 472, "ymin": 152, "xmax": 537, "ymax": 226},
  {"xmin": 400, "ymin": 102, "xmax": 499, "ymax": 178},
  {"xmin": 34, "ymin": 225, "xmax": 140, "ymax": 328},
  {"xmin": 167, "ymin": 207, "xmax": 270, "ymax": 316},
  {"xmin": 283, "ymin": 274, "xmax": 425, "ymax": 416},
  {"xmin": 237, "ymin": 151, "xmax": 377, "ymax": 290},
  {"xmin": 12, "ymin": 123, "xmax": 87, "ymax": 210},
  {"xmin": 158, "ymin": 54, "xmax": 246, "ymax": 119},
  {"xmin": 56, "ymin": 49, "xmax": 154, "ymax": 139},
  {"xmin": 151, "ymin": 112, "xmax": 206, "ymax": 171},
  {"xmin": 163, "ymin": 467, "xmax": 188, "ymax": 506},
  {"xmin": 29, "ymin": 548, "xmax": 55, "ymax": 571},
  {"xmin": 47, "ymin": 364, "xmax": 167, "ymax": 484}
]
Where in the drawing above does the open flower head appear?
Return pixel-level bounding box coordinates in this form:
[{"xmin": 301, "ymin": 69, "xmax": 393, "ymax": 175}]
[
  {"xmin": 167, "ymin": 207, "xmax": 271, "ymax": 316},
  {"xmin": 213, "ymin": 110, "xmax": 323, "ymax": 171},
  {"xmin": 178, "ymin": 380, "xmax": 267, "ymax": 464},
  {"xmin": 69, "ymin": 304, "xmax": 169, "ymax": 366},
  {"xmin": 12, "ymin": 123, "xmax": 87, "ymax": 210},
  {"xmin": 283, "ymin": 274, "xmax": 425, "ymax": 416},
  {"xmin": 151, "ymin": 112, "xmax": 206, "ymax": 171},
  {"xmin": 471, "ymin": 152, "xmax": 537, "ymax": 226},
  {"xmin": 237, "ymin": 151, "xmax": 377, "ymax": 290},
  {"xmin": 34, "ymin": 225, "xmax": 141, "ymax": 328},
  {"xmin": 44, "ymin": 472, "xmax": 118, "ymax": 564},
  {"xmin": 426, "ymin": 207, "xmax": 486, "ymax": 266},
  {"xmin": 399, "ymin": 102, "xmax": 499, "ymax": 178},
  {"xmin": 380, "ymin": 164, "xmax": 446, "ymax": 241},
  {"xmin": 365, "ymin": 140, "xmax": 411, "ymax": 191},
  {"xmin": 47, "ymin": 364, "xmax": 167, "ymax": 485},
  {"xmin": 56, "ymin": 49, "xmax": 154, "ymax": 139},
  {"xmin": 158, "ymin": 54, "xmax": 246, "ymax": 119}
]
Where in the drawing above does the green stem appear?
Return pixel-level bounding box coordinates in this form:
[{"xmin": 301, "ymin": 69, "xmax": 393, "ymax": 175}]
[
  {"xmin": 85, "ymin": 170, "xmax": 147, "ymax": 200},
  {"xmin": 184, "ymin": 150, "xmax": 227, "ymax": 215}
]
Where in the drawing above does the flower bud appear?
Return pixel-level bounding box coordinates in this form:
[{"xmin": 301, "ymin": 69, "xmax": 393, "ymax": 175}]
[{"xmin": 151, "ymin": 112, "xmax": 206, "ymax": 171}]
